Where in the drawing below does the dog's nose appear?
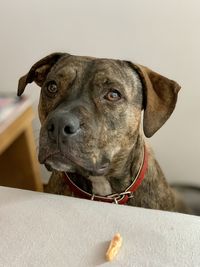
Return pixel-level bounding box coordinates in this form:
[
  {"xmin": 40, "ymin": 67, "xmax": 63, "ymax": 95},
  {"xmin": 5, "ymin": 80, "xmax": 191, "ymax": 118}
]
[{"xmin": 47, "ymin": 113, "xmax": 80, "ymax": 141}]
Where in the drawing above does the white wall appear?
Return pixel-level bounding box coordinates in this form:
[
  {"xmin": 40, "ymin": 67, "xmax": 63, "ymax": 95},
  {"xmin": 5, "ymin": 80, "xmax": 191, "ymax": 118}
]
[{"xmin": 0, "ymin": 0, "xmax": 199, "ymax": 185}]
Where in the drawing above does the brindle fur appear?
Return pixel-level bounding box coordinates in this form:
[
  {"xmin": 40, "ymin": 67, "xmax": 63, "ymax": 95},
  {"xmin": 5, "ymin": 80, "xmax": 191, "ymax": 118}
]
[{"xmin": 18, "ymin": 53, "xmax": 189, "ymax": 213}]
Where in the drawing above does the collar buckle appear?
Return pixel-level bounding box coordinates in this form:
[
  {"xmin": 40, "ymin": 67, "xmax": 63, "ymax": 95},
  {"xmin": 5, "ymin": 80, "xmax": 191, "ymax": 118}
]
[{"xmin": 111, "ymin": 191, "xmax": 135, "ymax": 204}]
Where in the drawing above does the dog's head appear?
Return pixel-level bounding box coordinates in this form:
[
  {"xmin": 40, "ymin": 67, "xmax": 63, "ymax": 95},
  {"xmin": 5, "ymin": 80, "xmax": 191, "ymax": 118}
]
[{"xmin": 18, "ymin": 53, "xmax": 180, "ymax": 176}]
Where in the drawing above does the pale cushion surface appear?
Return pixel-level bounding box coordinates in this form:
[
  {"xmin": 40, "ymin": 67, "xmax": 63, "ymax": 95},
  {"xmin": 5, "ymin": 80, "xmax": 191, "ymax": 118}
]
[{"xmin": 0, "ymin": 186, "xmax": 199, "ymax": 267}]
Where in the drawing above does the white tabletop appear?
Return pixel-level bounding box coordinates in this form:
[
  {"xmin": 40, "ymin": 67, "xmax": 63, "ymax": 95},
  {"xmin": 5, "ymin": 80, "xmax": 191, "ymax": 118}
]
[{"xmin": 0, "ymin": 186, "xmax": 199, "ymax": 267}]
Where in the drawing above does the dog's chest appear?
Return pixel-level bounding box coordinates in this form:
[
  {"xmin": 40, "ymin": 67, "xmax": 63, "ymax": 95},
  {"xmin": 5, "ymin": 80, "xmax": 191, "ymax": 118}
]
[{"xmin": 88, "ymin": 176, "xmax": 112, "ymax": 196}]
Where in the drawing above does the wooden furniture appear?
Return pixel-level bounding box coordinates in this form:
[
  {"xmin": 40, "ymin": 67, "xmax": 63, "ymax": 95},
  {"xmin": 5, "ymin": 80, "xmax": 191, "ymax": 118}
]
[{"xmin": 0, "ymin": 98, "xmax": 43, "ymax": 191}]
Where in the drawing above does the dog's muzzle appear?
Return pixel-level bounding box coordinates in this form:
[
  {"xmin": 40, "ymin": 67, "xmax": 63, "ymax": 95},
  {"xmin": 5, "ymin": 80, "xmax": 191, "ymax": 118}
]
[{"xmin": 47, "ymin": 111, "xmax": 81, "ymax": 142}]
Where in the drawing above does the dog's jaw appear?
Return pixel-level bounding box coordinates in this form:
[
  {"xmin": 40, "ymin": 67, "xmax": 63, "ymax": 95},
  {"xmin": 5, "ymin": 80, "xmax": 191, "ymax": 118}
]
[
  {"xmin": 45, "ymin": 159, "xmax": 76, "ymax": 173},
  {"xmin": 45, "ymin": 155, "xmax": 112, "ymax": 195}
]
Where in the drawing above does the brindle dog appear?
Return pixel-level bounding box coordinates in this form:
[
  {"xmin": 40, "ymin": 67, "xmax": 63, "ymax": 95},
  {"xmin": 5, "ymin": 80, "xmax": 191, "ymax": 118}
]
[{"xmin": 18, "ymin": 52, "xmax": 189, "ymax": 213}]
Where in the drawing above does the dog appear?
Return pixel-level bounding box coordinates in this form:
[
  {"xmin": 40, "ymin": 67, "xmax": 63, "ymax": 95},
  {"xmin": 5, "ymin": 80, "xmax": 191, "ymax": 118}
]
[{"xmin": 17, "ymin": 52, "xmax": 190, "ymax": 213}]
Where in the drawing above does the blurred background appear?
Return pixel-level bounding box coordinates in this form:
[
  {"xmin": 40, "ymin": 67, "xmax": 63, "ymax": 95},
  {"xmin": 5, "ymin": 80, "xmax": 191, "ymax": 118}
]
[{"xmin": 0, "ymin": 0, "xmax": 199, "ymax": 186}]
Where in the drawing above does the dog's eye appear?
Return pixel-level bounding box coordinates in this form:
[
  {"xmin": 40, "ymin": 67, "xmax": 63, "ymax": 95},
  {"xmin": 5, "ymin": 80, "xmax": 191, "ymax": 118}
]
[
  {"xmin": 104, "ymin": 90, "xmax": 121, "ymax": 101},
  {"xmin": 47, "ymin": 82, "xmax": 58, "ymax": 94}
]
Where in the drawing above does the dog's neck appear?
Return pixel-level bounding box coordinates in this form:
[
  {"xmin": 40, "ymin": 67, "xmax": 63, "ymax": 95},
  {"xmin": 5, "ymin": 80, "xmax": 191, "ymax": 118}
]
[
  {"xmin": 88, "ymin": 134, "xmax": 145, "ymax": 196},
  {"xmin": 87, "ymin": 175, "xmax": 112, "ymax": 196}
]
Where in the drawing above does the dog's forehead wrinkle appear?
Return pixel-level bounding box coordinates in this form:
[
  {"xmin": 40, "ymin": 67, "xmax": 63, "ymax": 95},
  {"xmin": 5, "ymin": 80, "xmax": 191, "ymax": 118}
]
[
  {"xmin": 55, "ymin": 54, "xmax": 93, "ymax": 67},
  {"xmin": 51, "ymin": 58, "xmax": 122, "ymax": 87},
  {"xmin": 52, "ymin": 59, "xmax": 96, "ymax": 96},
  {"xmin": 51, "ymin": 56, "xmax": 91, "ymax": 81},
  {"xmin": 92, "ymin": 60, "xmax": 128, "ymax": 81},
  {"xmin": 49, "ymin": 57, "xmax": 132, "ymax": 97},
  {"xmin": 50, "ymin": 56, "xmax": 138, "ymax": 93}
]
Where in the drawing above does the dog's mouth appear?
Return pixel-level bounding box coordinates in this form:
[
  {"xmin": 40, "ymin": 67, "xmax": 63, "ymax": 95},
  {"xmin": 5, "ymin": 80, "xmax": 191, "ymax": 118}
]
[{"xmin": 39, "ymin": 151, "xmax": 110, "ymax": 176}]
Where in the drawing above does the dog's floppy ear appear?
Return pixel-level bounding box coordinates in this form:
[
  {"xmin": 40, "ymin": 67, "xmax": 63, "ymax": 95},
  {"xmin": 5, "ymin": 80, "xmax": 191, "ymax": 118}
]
[
  {"xmin": 129, "ymin": 63, "xmax": 181, "ymax": 137},
  {"xmin": 17, "ymin": 52, "xmax": 68, "ymax": 96}
]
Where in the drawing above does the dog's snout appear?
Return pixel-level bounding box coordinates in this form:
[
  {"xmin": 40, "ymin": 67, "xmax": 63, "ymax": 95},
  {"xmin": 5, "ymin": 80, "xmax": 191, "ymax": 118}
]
[{"xmin": 47, "ymin": 113, "xmax": 80, "ymax": 141}]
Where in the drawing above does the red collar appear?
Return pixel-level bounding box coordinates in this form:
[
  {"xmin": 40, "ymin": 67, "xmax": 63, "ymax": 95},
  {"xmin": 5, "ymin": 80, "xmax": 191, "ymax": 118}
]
[{"xmin": 63, "ymin": 145, "xmax": 148, "ymax": 205}]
